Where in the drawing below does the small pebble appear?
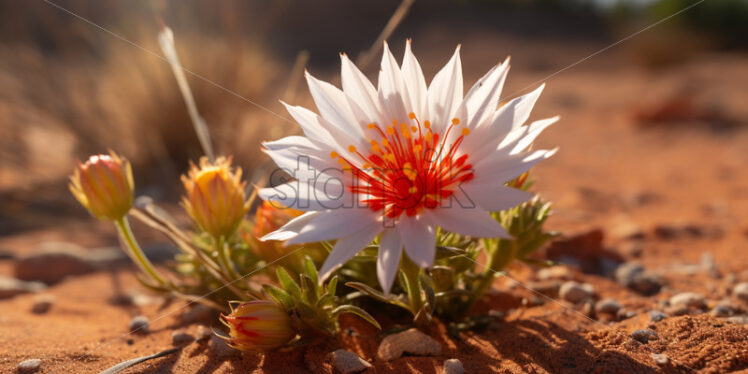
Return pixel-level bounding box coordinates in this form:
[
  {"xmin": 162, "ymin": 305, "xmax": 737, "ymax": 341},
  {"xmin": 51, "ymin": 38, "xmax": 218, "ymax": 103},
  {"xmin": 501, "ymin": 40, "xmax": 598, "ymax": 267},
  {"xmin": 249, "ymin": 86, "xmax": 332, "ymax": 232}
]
[
  {"xmin": 616, "ymin": 309, "xmax": 636, "ymax": 321},
  {"xmin": 377, "ymin": 328, "xmax": 442, "ymax": 361},
  {"xmin": 210, "ymin": 335, "xmax": 238, "ymax": 358},
  {"xmin": 651, "ymin": 353, "xmax": 669, "ymax": 366},
  {"xmin": 734, "ymin": 282, "xmax": 748, "ymax": 302},
  {"xmin": 17, "ymin": 358, "xmax": 42, "ymax": 373},
  {"xmin": 649, "ymin": 310, "xmax": 667, "ymax": 322},
  {"xmin": 615, "ymin": 263, "xmax": 663, "ymax": 295},
  {"xmin": 559, "ymin": 281, "xmax": 594, "ymax": 304},
  {"xmin": 631, "ymin": 329, "xmax": 658, "ymax": 344},
  {"xmin": 527, "ymin": 281, "xmax": 561, "ymax": 298},
  {"xmin": 196, "ymin": 325, "xmax": 212, "ymax": 341},
  {"xmin": 670, "ymin": 292, "xmax": 706, "ymax": 310},
  {"xmin": 329, "ymin": 349, "xmax": 372, "ymax": 373},
  {"xmin": 727, "ymin": 315, "xmax": 748, "ymax": 324},
  {"xmin": 181, "ymin": 304, "xmax": 214, "ymax": 324},
  {"xmin": 172, "ymin": 330, "xmax": 195, "ymax": 345},
  {"xmin": 129, "ymin": 315, "xmax": 150, "ymax": 334},
  {"xmin": 30, "ymin": 294, "xmax": 55, "ymax": 314},
  {"xmin": 709, "ymin": 305, "xmax": 733, "ymax": 318},
  {"xmin": 537, "ymin": 266, "xmax": 572, "ymax": 281},
  {"xmin": 595, "ymin": 299, "xmax": 622, "ymax": 315},
  {"xmin": 443, "ymin": 358, "xmax": 465, "ymax": 374}
]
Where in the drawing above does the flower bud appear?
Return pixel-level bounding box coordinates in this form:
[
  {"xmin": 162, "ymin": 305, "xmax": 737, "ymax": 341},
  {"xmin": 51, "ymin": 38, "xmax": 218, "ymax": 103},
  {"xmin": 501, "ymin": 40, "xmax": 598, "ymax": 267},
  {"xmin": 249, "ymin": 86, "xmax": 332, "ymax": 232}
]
[
  {"xmin": 220, "ymin": 300, "xmax": 295, "ymax": 351},
  {"xmin": 69, "ymin": 152, "xmax": 134, "ymax": 221},
  {"xmin": 181, "ymin": 156, "xmax": 250, "ymax": 238}
]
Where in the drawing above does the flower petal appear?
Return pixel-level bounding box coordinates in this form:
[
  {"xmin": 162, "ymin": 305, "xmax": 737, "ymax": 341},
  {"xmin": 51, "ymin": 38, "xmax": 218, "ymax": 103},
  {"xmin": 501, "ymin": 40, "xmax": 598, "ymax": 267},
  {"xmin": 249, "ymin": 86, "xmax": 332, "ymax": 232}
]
[
  {"xmin": 287, "ymin": 208, "xmax": 379, "ymax": 245},
  {"xmin": 399, "ymin": 215, "xmax": 436, "ymax": 268},
  {"xmin": 427, "ymin": 46, "xmax": 462, "ymax": 134},
  {"xmin": 510, "ymin": 116, "xmax": 559, "ymax": 154},
  {"xmin": 305, "ymin": 71, "xmax": 366, "ymax": 139},
  {"xmin": 319, "ymin": 223, "xmax": 382, "ymax": 281},
  {"xmin": 472, "ymin": 148, "xmax": 558, "ymax": 185},
  {"xmin": 462, "ymin": 184, "xmax": 534, "ymax": 212},
  {"xmin": 258, "ymin": 182, "xmax": 351, "ymax": 212},
  {"xmin": 340, "ymin": 53, "xmax": 383, "ymax": 125},
  {"xmin": 425, "ymin": 203, "xmax": 510, "ymax": 239},
  {"xmin": 377, "ymin": 229, "xmax": 402, "ymax": 294},
  {"xmin": 461, "ymin": 57, "xmax": 510, "ymax": 131},
  {"xmin": 378, "ymin": 41, "xmax": 411, "ymax": 122},
  {"xmin": 260, "ymin": 211, "xmax": 319, "ymax": 241},
  {"xmin": 401, "ymin": 40, "xmax": 428, "ymax": 120}
]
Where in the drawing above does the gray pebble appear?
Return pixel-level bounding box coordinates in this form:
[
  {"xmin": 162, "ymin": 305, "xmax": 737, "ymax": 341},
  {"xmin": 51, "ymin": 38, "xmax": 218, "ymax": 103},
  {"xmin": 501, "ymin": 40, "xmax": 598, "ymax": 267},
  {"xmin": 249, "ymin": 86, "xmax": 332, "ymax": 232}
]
[
  {"xmin": 443, "ymin": 358, "xmax": 465, "ymax": 374},
  {"xmin": 734, "ymin": 282, "xmax": 748, "ymax": 302},
  {"xmin": 0, "ymin": 276, "xmax": 46, "ymax": 299},
  {"xmin": 210, "ymin": 335, "xmax": 238, "ymax": 358},
  {"xmin": 329, "ymin": 349, "xmax": 372, "ymax": 373},
  {"xmin": 31, "ymin": 294, "xmax": 55, "ymax": 314},
  {"xmin": 377, "ymin": 328, "xmax": 442, "ymax": 361},
  {"xmin": 172, "ymin": 330, "xmax": 195, "ymax": 345},
  {"xmin": 129, "ymin": 315, "xmax": 150, "ymax": 334},
  {"xmin": 559, "ymin": 281, "xmax": 594, "ymax": 304},
  {"xmin": 196, "ymin": 325, "xmax": 212, "ymax": 341},
  {"xmin": 181, "ymin": 304, "xmax": 214, "ymax": 324},
  {"xmin": 727, "ymin": 315, "xmax": 748, "ymax": 324},
  {"xmin": 709, "ymin": 305, "xmax": 733, "ymax": 318},
  {"xmin": 595, "ymin": 299, "xmax": 622, "ymax": 314},
  {"xmin": 17, "ymin": 358, "xmax": 42, "ymax": 373},
  {"xmin": 537, "ymin": 266, "xmax": 572, "ymax": 281},
  {"xmin": 649, "ymin": 310, "xmax": 667, "ymax": 322},
  {"xmin": 616, "ymin": 309, "xmax": 637, "ymax": 321},
  {"xmin": 615, "ymin": 263, "xmax": 663, "ymax": 295},
  {"xmin": 670, "ymin": 292, "xmax": 706, "ymax": 310},
  {"xmin": 631, "ymin": 329, "xmax": 658, "ymax": 344}
]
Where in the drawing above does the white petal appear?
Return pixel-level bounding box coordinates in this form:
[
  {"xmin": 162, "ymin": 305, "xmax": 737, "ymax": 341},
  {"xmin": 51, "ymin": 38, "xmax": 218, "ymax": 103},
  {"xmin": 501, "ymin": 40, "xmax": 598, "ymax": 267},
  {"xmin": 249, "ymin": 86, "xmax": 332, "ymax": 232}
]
[
  {"xmin": 319, "ymin": 223, "xmax": 382, "ymax": 281},
  {"xmin": 427, "ymin": 46, "xmax": 462, "ymax": 134},
  {"xmin": 510, "ymin": 116, "xmax": 559, "ymax": 154},
  {"xmin": 340, "ymin": 53, "xmax": 383, "ymax": 125},
  {"xmin": 377, "ymin": 229, "xmax": 402, "ymax": 294},
  {"xmin": 401, "ymin": 40, "xmax": 428, "ymax": 120},
  {"xmin": 288, "ymin": 209, "xmax": 378, "ymax": 245},
  {"xmin": 378, "ymin": 41, "xmax": 410, "ymax": 122},
  {"xmin": 260, "ymin": 211, "xmax": 319, "ymax": 241},
  {"xmin": 473, "ymin": 148, "xmax": 558, "ymax": 185},
  {"xmin": 282, "ymin": 102, "xmax": 337, "ymax": 146},
  {"xmin": 425, "ymin": 203, "xmax": 510, "ymax": 239},
  {"xmin": 462, "ymin": 184, "xmax": 534, "ymax": 212},
  {"xmin": 399, "ymin": 215, "xmax": 436, "ymax": 268},
  {"xmin": 510, "ymin": 83, "xmax": 545, "ymax": 130},
  {"xmin": 461, "ymin": 57, "xmax": 510, "ymax": 131},
  {"xmin": 258, "ymin": 183, "xmax": 349, "ymax": 212},
  {"xmin": 305, "ymin": 71, "xmax": 365, "ymax": 138}
]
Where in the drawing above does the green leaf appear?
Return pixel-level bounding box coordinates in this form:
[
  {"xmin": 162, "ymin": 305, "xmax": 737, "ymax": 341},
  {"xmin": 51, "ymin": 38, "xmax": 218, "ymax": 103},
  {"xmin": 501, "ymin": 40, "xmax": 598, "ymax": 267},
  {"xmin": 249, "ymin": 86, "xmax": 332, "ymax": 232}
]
[
  {"xmin": 276, "ymin": 267, "xmax": 302, "ymax": 299},
  {"xmin": 345, "ymin": 281, "xmax": 410, "ymax": 310},
  {"xmin": 326, "ymin": 276, "xmax": 339, "ymax": 297},
  {"xmin": 300, "ymin": 274, "xmax": 318, "ymax": 305},
  {"xmin": 331, "ymin": 305, "xmax": 381, "ymax": 330},
  {"xmin": 263, "ymin": 285, "xmax": 294, "ymax": 310},
  {"xmin": 303, "ymin": 257, "xmax": 319, "ymax": 290},
  {"xmin": 420, "ymin": 273, "xmax": 437, "ymax": 309}
]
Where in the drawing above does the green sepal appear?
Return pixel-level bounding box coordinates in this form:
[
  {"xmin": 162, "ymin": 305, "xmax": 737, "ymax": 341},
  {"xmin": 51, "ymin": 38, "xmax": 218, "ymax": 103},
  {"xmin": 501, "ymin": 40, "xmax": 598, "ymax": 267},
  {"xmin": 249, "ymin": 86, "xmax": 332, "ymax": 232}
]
[{"xmin": 331, "ymin": 305, "xmax": 381, "ymax": 330}]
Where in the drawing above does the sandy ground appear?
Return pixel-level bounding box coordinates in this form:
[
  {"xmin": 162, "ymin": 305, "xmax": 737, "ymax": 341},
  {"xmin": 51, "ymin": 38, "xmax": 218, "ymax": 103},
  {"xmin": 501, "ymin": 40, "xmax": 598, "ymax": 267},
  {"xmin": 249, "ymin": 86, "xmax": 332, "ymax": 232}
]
[{"xmin": 1, "ymin": 33, "xmax": 748, "ymax": 373}]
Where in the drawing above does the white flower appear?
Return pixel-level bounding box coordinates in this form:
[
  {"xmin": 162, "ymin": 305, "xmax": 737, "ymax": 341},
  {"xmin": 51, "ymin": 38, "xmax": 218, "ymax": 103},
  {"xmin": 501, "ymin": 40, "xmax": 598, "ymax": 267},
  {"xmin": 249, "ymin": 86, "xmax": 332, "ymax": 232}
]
[{"xmin": 260, "ymin": 41, "xmax": 558, "ymax": 293}]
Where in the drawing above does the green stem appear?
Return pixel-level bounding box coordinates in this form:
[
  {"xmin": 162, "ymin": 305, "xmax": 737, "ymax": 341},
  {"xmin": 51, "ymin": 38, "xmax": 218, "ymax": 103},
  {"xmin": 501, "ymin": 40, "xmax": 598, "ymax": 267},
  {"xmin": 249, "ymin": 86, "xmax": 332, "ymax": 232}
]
[
  {"xmin": 468, "ymin": 239, "xmax": 515, "ymax": 311},
  {"xmin": 400, "ymin": 254, "xmax": 424, "ymax": 315},
  {"xmin": 115, "ymin": 217, "xmax": 168, "ymax": 286},
  {"xmin": 216, "ymin": 236, "xmax": 241, "ymax": 280}
]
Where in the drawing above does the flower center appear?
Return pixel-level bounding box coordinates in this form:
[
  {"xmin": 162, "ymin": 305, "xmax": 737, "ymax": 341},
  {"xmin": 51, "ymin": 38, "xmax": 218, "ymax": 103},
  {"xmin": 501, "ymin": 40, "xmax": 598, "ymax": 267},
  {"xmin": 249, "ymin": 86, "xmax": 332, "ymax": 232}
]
[{"xmin": 331, "ymin": 112, "xmax": 474, "ymax": 218}]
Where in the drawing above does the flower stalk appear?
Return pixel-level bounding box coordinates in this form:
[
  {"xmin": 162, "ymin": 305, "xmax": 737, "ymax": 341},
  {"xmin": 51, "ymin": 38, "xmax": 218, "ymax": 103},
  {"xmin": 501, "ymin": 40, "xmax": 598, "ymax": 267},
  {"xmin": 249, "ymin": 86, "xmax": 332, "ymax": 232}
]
[{"xmin": 114, "ymin": 217, "xmax": 169, "ymax": 287}]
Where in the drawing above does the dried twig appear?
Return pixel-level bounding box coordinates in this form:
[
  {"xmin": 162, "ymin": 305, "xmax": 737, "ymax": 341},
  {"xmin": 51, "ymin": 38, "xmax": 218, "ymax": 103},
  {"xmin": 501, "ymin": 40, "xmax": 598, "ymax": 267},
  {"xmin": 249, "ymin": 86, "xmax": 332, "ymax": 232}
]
[{"xmin": 355, "ymin": 0, "xmax": 415, "ymax": 71}]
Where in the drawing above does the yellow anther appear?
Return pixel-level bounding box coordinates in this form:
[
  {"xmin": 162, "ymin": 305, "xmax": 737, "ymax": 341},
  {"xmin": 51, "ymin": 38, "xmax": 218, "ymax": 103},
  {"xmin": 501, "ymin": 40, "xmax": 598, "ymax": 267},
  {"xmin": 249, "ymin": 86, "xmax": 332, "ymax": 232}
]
[
  {"xmin": 424, "ymin": 120, "xmax": 431, "ymax": 129},
  {"xmin": 385, "ymin": 154, "xmax": 396, "ymax": 162},
  {"xmin": 392, "ymin": 119, "xmax": 398, "ymax": 126},
  {"xmin": 413, "ymin": 144, "xmax": 422, "ymax": 153},
  {"xmin": 367, "ymin": 123, "xmax": 377, "ymax": 129},
  {"xmin": 411, "ymin": 126, "xmax": 417, "ymax": 132},
  {"xmin": 408, "ymin": 112, "xmax": 416, "ymax": 119},
  {"xmin": 452, "ymin": 118, "xmax": 460, "ymax": 125},
  {"xmin": 381, "ymin": 138, "xmax": 389, "ymax": 147},
  {"xmin": 363, "ymin": 163, "xmax": 372, "ymax": 169},
  {"xmin": 330, "ymin": 151, "xmax": 339, "ymax": 159},
  {"xmin": 386, "ymin": 126, "xmax": 395, "ymax": 135},
  {"xmin": 337, "ymin": 158, "xmax": 347, "ymax": 165},
  {"xmin": 408, "ymin": 186, "xmax": 418, "ymax": 194},
  {"xmin": 425, "ymin": 132, "xmax": 433, "ymax": 142},
  {"xmin": 461, "ymin": 128, "xmax": 470, "ymax": 136},
  {"xmin": 348, "ymin": 145, "xmax": 357, "ymax": 153},
  {"xmin": 372, "ymin": 144, "xmax": 381, "ymax": 153}
]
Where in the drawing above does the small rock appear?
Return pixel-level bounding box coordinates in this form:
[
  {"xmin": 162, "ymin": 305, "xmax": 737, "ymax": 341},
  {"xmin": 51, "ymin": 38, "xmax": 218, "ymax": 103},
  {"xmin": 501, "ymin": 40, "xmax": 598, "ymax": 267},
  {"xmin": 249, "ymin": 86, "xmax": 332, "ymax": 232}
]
[
  {"xmin": 0, "ymin": 276, "xmax": 46, "ymax": 299},
  {"xmin": 733, "ymin": 282, "xmax": 748, "ymax": 302},
  {"xmin": 377, "ymin": 328, "xmax": 442, "ymax": 361},
  {"xmin": 615, "ymin": 263, "xmax": 663, "ymax": 295},
  {"xmin": 31, "ymin": 294, "xmax": 55, "ymax": 314},
  {"xmin": 527, "ymin": 281, "xmax": 561, "ymax": 298},
  {"xmin": 582, "ymin": 300, "xmax": 595, "ymax": 318},
  {"xmin": 172, "ymin": 330, "xmax": 195, "ymax": 346},
  {"xmin": 619, "ymin": 242, "xmax": 644, "ymax": 258},
  {"xmin": 329, "ymin": 349, "xmax": 372, "ymax": 373},
  {"xmin": 631, "ymin": 329, "xmax": 658, "ymax": 344},
  {"xmin": 649, "ymin": 310, "xmax": 667, "ymax": 322},
  {"xmin": 651, "ymin": 353, "xmax": 668, "ymax": 366},
  {"xmin": 616, "ymin": 309, "xmax": 636, "ymax": 321},
  {"xmin": 559, "ymin": 281, "xmax": 594, "ymax": 304},
  {"xmin": 443, "ymin": 358, "xmax": 465, "ymax": 374},
  {"xmin": 727, "ymin": 315, "xmax": 748, "ymax": 324},
  {"xmin": 537, "ymin": 266, "xmax": 572, "ymax": 281},
  {"xmin": 670, "ymin": 292, "xmax": 706, "ymax": 310},
  {"xmin": 17, "ymin": 358, "xmax": 42, "ymax": 373},
  {"xmin": 181, "ymin": 304, "xmax": 214, "ymax": 324},
  {"xmin": 129, "ymin": 315, "xmax": 149, "ymax": 334},
  {"xmin": 210, "ymin": 335, "xmax": 237, "ymax": 358},
  {"xmin": 709, "ymin": 305, "xmax": 733, "ymax": 318},
  {"xmin": 667, "ymin": 306, "xmax": 691, "ymax": 316},
  {"xmin": 13, "ymin": 243, "xmax": 96, "ymax": 284},
  {"xmin": 611, "ymin": 221, "xmax": 646, "ymax": 241},
  {"xmin": 595, "ymin": 299, "xmax": 622, "ymax": 315},
  {"xmin": 196, "ymin": 325, "xmax": 212, "ymax": 341}
]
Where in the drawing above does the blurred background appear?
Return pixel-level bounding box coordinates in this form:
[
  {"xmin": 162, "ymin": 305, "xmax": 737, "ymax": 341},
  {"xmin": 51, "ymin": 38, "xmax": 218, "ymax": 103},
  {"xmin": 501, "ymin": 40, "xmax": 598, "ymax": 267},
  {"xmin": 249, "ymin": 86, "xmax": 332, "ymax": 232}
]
[{"xmin": 1, "ymin": 0, "xmax": 747, "ymax": 241}]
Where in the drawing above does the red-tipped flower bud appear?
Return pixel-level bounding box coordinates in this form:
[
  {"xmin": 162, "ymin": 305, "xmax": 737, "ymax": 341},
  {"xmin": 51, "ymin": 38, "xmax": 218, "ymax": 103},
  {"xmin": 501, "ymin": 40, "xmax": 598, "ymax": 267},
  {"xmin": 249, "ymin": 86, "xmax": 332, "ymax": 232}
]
[
  {"xmin": 220, "ymin": 300, "xmax": 295, "ymax": 351},
  {"xmin": 181, "ymin": 156, "xmax": 250, "ymax": 238},
  {"xmin": 69, "ymin": 152, "xmax": 134, "ymax": 221}
]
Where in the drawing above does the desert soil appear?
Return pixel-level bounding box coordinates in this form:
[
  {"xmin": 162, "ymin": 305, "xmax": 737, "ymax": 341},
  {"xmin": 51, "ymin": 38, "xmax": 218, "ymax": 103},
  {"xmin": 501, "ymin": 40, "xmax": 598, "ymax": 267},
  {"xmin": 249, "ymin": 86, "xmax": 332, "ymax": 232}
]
[{"xmin": 1, "ymin": 32, "xmax": 748, "ymax": 373}]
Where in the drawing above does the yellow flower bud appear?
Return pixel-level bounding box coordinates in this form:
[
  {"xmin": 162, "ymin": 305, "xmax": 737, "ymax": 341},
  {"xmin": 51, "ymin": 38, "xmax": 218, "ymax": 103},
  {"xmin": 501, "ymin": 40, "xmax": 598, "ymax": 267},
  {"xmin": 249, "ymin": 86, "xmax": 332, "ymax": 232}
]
[
  {"xmin": 181, "ymin": 156, "xmax": 250, "ymax": 238},
  {"xmin": 69, "ymin": 152, "xmax": 134, "ymax": 221},
  {"xmin": 220, "ymin": 300, "xmax": 295, "ymax": 351}
]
